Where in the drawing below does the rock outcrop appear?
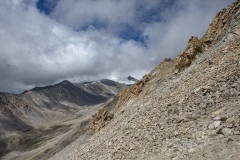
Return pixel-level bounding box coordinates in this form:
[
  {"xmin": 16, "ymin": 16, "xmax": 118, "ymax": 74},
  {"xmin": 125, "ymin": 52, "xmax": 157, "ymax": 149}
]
[
  {"xmin": 90, "ymin": 108, "xmax": 114, "ymax": 135},
  {"xmin": 201, "ymin": 1, "xmax": 238, "ymax": 47},
  {"xmin": 174, "ymin": 36, "xmax": 205, "ymax": 72},
  {"xmin": 175, "ymin": 0, "xmax": 240, "ymax": 73}
]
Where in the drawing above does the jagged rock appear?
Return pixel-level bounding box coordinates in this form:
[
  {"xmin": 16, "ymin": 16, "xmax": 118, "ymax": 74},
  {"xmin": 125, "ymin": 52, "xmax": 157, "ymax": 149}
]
[
  {"xmin": 90, "ymin": 108, "xmax": 114, "ymax": 134},
  {"xmin": 208, "ymin": 123, "xmax": 215, "ymax": 130},
  {"xmin": 221, "ymin": 128, "xmax": 232, "ymax": 136},
  {"xmin": 201, "ymin": 1, "xmax": 236, "ymax": 47},
  {"xmin": 226, "ymin": 117, "xmax": 235, "ymax": 123},
  {"xmin": 175, "ymin": 0, "xmax": 240, "ymax": 73},
  {"xmin": 175, "ymin": 36, "xmax": 204, "ymax": 72},
  {"xmin": 213, "ymin": 116, "xmax": 221, "ymax": 121},
  {"xmin": 214, "ymin": 116, "xmax": 227, "ymax": 121},
  {"xmin": 214, "ymin": 121, "xmax": 222, "ymax": 128},
  {"xmin": 233, "ymin": 131, "xmax": 240, "ymax": 135},
  {"xmin": 194, "ymin": 86, "xmax": 212, "ymax": 93}
]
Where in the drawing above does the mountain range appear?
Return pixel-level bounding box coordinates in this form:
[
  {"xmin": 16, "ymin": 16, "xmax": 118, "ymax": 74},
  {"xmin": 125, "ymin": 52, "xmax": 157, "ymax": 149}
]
[
  {"xmin": 0, "ymin": 78, "xmax": 132, "ymax": 157},
  {"xmin": 1, "ymin": 1, "xmax": 240, "ymax": 160}
]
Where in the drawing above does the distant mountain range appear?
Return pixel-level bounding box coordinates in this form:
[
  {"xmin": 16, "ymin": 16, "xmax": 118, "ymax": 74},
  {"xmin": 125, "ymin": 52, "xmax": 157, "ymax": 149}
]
[
  {"xmin": 0, "ymin": 79, "xmax": 132, "ymax": 135},
  {"xmin": 109, "ymin": 75, "xmax": 138, "ymax": 84},
  {"xmin": 0, "ymin": 78, "xmax": 135, "ymax": 156}
]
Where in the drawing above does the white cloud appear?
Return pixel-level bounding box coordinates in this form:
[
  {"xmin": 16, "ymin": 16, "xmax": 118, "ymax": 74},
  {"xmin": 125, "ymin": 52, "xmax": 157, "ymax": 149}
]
[{"xmin": 0, "ymin": 0, "xmax": 235, "ymax": 93}]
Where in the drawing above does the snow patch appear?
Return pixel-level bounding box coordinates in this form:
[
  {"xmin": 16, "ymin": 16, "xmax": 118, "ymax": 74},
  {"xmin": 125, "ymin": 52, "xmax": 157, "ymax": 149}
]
[{"xmin": 109, "ymin": 76, "xmax": 136, "ymax": 85}]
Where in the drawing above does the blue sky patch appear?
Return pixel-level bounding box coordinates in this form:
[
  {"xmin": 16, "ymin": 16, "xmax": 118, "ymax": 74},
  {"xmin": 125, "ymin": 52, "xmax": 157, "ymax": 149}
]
[
  {"xmin": 37, "ymin": 0, "xmax": 58, "ymax": 15},
  {"xmin": 119, "ymin": 24, "xmax": 148, "ymax": 47}
]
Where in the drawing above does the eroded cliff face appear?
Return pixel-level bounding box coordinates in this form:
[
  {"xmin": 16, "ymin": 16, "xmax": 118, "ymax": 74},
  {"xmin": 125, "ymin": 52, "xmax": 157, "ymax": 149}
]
[
  {"xmin": 201, "ymin": 1, "xmax": 238, "ymax": 47},
  {"xmin": 174, "ymin": 36, "xmax": 205, "ymax": 72},
  {"xmin": 175, "ymin": 0, "xmax": 240, "ymax": 73},
  {"xmin": 90, "ymin": 108, "xmax": 114, "ymax": 135}
]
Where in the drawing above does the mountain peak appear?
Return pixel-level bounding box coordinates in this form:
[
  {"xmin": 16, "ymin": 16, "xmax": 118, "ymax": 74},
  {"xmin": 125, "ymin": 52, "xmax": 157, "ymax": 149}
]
[
  {"xmin": 60, "ymin": 80, "xmax": 72, "ymax": 85},
  {"xmin": 127, "ymin": 75, "xmax": 138, "ymax": 81},
  {"xmin": 109, "ymin": 76, "xmax": 138, "ymax": 85}
]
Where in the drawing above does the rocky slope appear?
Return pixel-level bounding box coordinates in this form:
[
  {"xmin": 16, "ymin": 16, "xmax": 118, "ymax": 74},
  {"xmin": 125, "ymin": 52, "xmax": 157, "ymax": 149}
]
[
  {"xmin": 53, "ymin": 1, "xmax": 240, "ymax": 159},
  {"xmin": 0, "ymin": 79, "xmax": 128, "ymax": 157}
]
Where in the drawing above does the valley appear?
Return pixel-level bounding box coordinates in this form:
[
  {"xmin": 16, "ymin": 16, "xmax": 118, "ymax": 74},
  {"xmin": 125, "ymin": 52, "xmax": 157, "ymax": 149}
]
[
  {"xmin": 0, "ymin": 1, "xmax": 240, "ymax": 160},
  {"xmin": 0, "ymin": 79, "xmax": 131, "ymax": 159}
]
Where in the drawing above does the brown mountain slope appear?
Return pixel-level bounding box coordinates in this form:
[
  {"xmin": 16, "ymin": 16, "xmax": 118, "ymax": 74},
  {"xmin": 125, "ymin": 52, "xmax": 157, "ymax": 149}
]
[{"xmin": 52, "ymin": 1, "xmax": 240, "ymax": 159}]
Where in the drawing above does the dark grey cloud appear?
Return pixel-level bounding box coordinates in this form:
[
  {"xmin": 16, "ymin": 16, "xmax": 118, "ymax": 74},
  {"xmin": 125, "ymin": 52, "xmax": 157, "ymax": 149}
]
[{"xmin": 0, "ymin": 0, "xmax": 235, "ymax": 93}]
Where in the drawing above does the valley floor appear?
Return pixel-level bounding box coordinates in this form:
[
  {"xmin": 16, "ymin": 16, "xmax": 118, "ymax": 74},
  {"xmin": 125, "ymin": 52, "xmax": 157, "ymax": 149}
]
[{"xmin": 1, "ymin": 103, "xmax": 103, "ymax": 160}]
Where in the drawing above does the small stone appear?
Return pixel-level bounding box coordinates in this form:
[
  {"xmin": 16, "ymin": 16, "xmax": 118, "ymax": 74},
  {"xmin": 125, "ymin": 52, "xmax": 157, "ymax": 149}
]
[
  {"xmin": 201, "ymin": 86, "xmax": 212, "ymax": 90},
  {"xmin": 188, "ymin": 148, "xmax": 195, "ymax": 153},
  {"xmin": 214, "ymin": 116, "xmax": 221, "ymax": 121},
  {"xmin": 194, "ymin": 87, "xmax": 202, "ymax": 93},
  {"xmin": 226, "ymin": 117, "xmax": 235, "ymax": 123},
  {"xmin": 174, "ymin": 131, "xmax": 179, "ymax": 136},
  {"xmin": 231, "ymin": 83, "xmax": 238, "ymax": 88},
  {"xmin": 130, "ymin": 144, "xmax": 135, "ymax": 150},
  {"xmin": 222, "ymin": 128, "xmax": 232, "ymax": 136},
  {"xmin": 145, "ymin": 119, "xmax": 151, "ymax": 123},
  {"xmin": 168, "ymin": 143, "xmax": 173, "ymax": 148},
  {"xmin": 214, "ymin": 121, "xmax": 222, "ymax": 128},
  {"xmin": 234, "ymin": 127, "xmax": 240, "ymax": 131},
  {"xmin": 220, "ymin": 116, "xmax": 228, "ymax": 121},
  {"xmin": 233, "ymin": 131, "xmax": 240, "ymax": 135},
  {"xmin": 178, "ymin": 98, "xmax": 185, "ymax": 104},
  {"xmin": 214, "ymin": 116, "xmax": 228, "ymax": 121},
  {"xmin": 212, "ymin": 107, "xmax": 226, "ymax": 116},
  {"xmin": 208, "ymin": 123, "xmax": 215, "ymax": 130},
  {"xmin": 226, "ymin": 123, "xmax": 233, "ymax": 128},
  {"xmin": 227, "ymin": 137, "xmax": 234, "ymax": 142}
]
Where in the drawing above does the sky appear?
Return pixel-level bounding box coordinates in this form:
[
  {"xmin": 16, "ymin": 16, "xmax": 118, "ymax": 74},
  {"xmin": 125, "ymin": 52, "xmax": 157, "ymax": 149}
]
[{"xmin": 0, "ymin": 0, "xmax": 235, "ymax": 93}]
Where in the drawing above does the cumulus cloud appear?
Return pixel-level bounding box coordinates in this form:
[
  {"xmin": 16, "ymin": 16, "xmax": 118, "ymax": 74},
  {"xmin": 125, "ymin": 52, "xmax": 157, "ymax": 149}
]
[{"xmin": 0, "ymin": 0, "xmax": 235, "ymax": 93}]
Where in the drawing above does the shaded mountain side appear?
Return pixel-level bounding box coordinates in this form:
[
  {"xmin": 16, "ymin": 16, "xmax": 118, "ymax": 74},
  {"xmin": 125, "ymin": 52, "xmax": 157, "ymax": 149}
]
[
  {"xmin": 27, "ymin": 79, "xmax": 128, "ymax": 107},
  {"xmin": 0, "ymin": 79, "xmax": 130, "ymax": 158},
  {"xmin": 55, "ymin": 1, "xmax": 240, "ymax": 159},
  {"xmin": 127, "ymin": 76, "xmax": 138, "ymax": 82},
  {"xmin": 0, "ymin": 79, "xmax": 129, "ymax": 135},
  {"xmin": 24, "ymin": 80, "xmax": 108, "ymax": 111},
  {"xmin": 75, "ymin": 79, "xmax": 129, "ymax": 100}
]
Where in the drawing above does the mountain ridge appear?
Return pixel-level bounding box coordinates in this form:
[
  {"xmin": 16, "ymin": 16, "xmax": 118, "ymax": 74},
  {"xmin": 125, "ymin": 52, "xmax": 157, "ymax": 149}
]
[
  {"xmin": 50, "ymin": 1, "xmax": 240, "ymax": 159},
  {"xmin": 0, "ymin": 78, "xmax": 130, "ymax": 158}
]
